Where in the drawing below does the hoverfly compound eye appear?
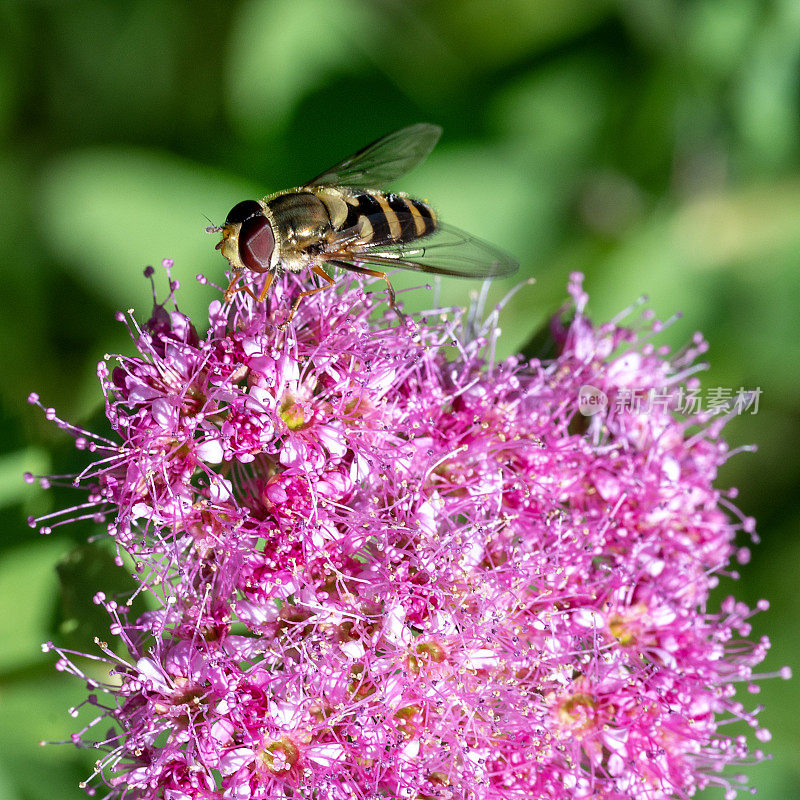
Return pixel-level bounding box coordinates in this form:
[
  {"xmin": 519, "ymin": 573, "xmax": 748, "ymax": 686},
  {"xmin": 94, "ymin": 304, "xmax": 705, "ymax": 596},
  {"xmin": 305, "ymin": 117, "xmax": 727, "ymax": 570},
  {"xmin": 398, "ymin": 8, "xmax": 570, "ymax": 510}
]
[
  {"xmin": 239, "ymin": 215, "xmax": 275, "ymax": 272},
  {"xmin": 225, "ymin": 199, "xmax": 262, "ymax": 226}
]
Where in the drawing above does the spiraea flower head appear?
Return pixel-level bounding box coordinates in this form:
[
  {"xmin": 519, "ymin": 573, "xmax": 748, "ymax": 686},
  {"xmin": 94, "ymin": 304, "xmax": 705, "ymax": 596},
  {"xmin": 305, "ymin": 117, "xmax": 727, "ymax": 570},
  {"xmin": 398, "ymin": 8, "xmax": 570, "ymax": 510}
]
[{"xmin": 29, "ymin": 262, "xmax": 787, "ymax": 800}]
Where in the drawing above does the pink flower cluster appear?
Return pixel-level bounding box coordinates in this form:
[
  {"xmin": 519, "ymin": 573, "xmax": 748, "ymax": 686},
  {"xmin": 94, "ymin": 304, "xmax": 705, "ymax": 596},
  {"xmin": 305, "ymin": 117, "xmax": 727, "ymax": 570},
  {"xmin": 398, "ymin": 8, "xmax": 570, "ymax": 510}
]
[{"xmin": 30, "ymin": 264, "xmax": 783, "ymax": 800}]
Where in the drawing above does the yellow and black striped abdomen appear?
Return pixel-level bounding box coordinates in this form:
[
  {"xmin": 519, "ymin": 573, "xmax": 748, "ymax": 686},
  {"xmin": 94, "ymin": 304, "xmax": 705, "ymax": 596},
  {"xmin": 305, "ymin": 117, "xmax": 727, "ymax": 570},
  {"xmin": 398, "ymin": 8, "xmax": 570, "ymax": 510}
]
[{"xmin": 338, "ymin": 191, "xmax": 437, "ymax": 245}]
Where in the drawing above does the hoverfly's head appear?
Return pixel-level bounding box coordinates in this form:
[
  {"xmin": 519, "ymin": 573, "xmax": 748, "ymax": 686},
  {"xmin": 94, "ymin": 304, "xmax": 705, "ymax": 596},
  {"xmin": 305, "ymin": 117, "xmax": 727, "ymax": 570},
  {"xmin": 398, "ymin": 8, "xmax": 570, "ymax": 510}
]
[{"xmin": 215, "ymin": 199, "xmax": 276, "ymax": 275}]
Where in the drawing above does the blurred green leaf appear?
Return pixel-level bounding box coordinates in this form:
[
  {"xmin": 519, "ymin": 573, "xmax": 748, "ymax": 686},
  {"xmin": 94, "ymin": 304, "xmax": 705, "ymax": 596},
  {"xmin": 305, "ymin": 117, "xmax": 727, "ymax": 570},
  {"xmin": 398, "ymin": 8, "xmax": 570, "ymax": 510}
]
[
  {"xmin": 671, "ymin": 181, "xmax": 800, "ymax": 267},
  {"xmin": 0, "ymin": 448, "xmax": 49, "ymax": 511},
  {"xmin": 352, "ymin": 5, "xmax": 467, "ymax": 104},
  {"xmin": 0, "ymin": 540, "xmax": 69, "ymax": 673},
  {"xmin": 430, "ymin": 0, "xmax": 613, "ymax": 67},
  {"xmin": 38, "ymin": 1, "xmax": 183, "ymax": 143},
  {"xmin": 38, "ymin": 148, "xmax": 258, "ymax": 323},
  {"xmin": 226, "ymin": 0, "xmax": 377, "ymax": 140},
  {"xmin": 684, "ymin": 0, "xmax": 759, "ymax": 77},
  {"xmin": 732, "ymin": 0, "xmax": 800, "ymax": 171},
  {"xmin": 54, "ymin": 544, "xmax": 151, "ymax": 654},
  {"xmin": 0, "ymin": 4, "xmax": 22, "ymax": 141},
  {"xmin": 586, "ymin": 180, "xmax": 800, "ymax": 345},
  {"xmin": 707, "ymin": 512, "xmax": 800, "ymax": 800},
  {"xmin": 413, "ymin": 147, "xmax": 544, "ymax": 250},
  {"xmin": 490, "ymin": 56, "xmax": 611, "ymax": 165},
  {"xmin": 0, "ymin": 763, "xmax": 18, "ymax": 800},
  {"xmin": 0, "ymin": 674, "xmax": 92, "ymax": 800}
]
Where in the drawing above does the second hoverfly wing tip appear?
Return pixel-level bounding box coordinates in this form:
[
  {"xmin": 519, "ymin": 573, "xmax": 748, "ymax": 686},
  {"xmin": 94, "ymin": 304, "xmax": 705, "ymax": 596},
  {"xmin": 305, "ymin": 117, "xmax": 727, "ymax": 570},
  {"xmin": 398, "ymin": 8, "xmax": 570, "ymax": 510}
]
[{"xmin": 426, "ymin": 122, "xmax": 443, "ymax": 139}]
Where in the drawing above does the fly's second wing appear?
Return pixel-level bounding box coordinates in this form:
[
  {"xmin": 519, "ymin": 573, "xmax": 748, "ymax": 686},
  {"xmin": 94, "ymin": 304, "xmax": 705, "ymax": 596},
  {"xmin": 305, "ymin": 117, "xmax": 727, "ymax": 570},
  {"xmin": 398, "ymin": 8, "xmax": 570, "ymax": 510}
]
[
  {"xmin": 320, "ymin": 217, "xmax": 519, "ymax": 281},
  {"xmin": 305, "ymin": 124, "xmax": 442, "ymax": 190}
]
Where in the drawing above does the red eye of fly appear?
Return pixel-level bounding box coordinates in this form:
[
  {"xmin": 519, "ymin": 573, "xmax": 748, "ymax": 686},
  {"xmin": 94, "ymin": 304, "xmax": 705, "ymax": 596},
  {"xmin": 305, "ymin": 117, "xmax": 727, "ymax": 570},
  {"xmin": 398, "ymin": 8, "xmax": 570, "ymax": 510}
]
[{"xmin": 239, "ymin": 216, "xmax": 275, "ymax": 272}]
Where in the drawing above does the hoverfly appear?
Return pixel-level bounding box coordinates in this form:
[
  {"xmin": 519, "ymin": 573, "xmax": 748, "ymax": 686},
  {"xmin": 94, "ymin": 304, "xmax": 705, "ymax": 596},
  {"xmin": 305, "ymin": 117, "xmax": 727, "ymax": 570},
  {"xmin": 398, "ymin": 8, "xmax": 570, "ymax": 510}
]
[{"xmin": 214, "ymin": 124, "xmax": 518, "ymax": 323}]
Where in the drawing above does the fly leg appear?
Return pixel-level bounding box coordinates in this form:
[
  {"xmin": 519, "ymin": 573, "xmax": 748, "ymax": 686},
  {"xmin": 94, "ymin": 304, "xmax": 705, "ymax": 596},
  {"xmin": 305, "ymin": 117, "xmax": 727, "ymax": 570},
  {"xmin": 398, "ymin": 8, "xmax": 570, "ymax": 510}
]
[
  {"xmin": 340, "ymin": 262, "xmax": 404, "ymax": 323},
  {"xmin": 279, "ymin": 264, "xmax": 336, "ymax": 329},
  {"xmin": 224, "ymin": 271, "xmax": 274, "ymax": 303},
  {"xmin": 257, "ymin": 271, "xmax": 275, "ymax": 301},
  {"xmin": 224, "ymin": 273, "xmax": 259, "ymax": 303}
]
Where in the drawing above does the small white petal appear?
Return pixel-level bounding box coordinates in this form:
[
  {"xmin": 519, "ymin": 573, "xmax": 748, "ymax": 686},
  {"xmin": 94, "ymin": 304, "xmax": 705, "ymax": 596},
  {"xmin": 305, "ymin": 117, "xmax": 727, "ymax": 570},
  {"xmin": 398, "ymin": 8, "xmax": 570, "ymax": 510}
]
[
  {"xmin": 464, "ymin": 649, "xmax": 499, "ymax": 670},
  {"xmin": 195, "ymin": 437, "xmax": 223, "ymax": 464},
  {"xmin": 307, "ymin": 742, "xmax": 346, "ymax": 766},
  {"xmin": 219, "ymin": 747, "xmax": 254, "ymax": 776},
  {"xmin": 383, "ymin": 604, "xmax": 411, "ymax": 645},
  {"xmin": 340, "ymin": 640, "xmax": 366, "ymax": 659},
  {"xmin": 135, "ymin": 657, "xmax": 170, "ymax": 692},
  {"xmin": 573, "ymin": 608, "xmax": 605, "ymax": 629}
]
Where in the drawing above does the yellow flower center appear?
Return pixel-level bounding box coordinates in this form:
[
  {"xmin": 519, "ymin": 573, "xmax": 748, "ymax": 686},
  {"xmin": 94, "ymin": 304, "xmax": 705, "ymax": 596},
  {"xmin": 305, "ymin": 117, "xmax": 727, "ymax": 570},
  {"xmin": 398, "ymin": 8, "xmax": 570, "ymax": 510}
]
[
  {"xmin": 555, "ymin": 692, "xmax": 597, "ymax": 733},
  {"xmin": 279, "ymin": 396, "xmax": 308, "ymax": 430},
  {"xmin": 257, "ymin": 738, "xmax": 300, "ymax": 774},
  {"xmin": 609, "ymin": 614, "xmax": 636, "ymax": 646}
]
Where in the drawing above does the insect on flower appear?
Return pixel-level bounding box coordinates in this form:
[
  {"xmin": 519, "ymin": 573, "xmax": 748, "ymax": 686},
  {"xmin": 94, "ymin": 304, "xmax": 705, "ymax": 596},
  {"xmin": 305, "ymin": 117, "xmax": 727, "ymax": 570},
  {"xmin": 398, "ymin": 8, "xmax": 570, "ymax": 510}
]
[{"xmin": 212, "ymin": 124, "xmax": 519, "ymax": 323}]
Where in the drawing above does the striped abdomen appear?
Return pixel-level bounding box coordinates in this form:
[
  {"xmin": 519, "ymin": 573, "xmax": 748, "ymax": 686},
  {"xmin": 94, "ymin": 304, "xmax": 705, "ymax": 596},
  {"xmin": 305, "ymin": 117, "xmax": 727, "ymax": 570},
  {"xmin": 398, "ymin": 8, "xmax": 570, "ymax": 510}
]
[{"xmin": 323, "ymin": 190, "xmax": 438, "ymax": 246}]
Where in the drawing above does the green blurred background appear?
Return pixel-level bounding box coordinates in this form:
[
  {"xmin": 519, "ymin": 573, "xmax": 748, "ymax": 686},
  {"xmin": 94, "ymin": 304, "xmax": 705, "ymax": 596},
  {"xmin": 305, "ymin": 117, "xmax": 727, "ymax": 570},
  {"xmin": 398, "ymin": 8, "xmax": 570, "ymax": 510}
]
[{"xmin": 1, "ymin": 0, "xmax": 798, "ymax": 797}]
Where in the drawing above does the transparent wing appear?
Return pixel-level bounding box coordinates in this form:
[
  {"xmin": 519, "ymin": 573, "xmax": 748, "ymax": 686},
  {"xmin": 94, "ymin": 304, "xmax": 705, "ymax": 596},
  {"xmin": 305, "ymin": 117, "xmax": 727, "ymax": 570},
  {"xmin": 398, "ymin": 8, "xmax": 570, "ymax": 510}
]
[
  {"xmin": 305, "ymin": 124, "xmax": 442, "ymax": 189},
  {"xmin": 322, "ymin": 220, "xmax": 519, "ymax": 280}
]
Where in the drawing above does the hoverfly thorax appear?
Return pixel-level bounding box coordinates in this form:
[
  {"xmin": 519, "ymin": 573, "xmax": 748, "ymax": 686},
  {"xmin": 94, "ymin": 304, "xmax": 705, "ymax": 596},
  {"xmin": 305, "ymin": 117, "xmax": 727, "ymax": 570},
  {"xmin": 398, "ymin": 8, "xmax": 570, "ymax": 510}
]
[{"xmin": 218, "ymin": 199, "xmax": 277, "ymax": 277}]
